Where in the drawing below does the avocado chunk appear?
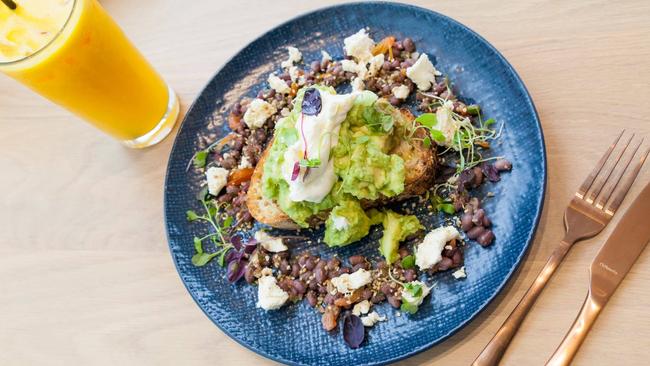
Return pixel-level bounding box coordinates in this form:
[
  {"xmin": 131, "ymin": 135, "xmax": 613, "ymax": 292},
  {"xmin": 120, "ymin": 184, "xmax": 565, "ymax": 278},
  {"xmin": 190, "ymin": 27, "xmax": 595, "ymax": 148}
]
[
  {"xmin": 324, "ymin": 200, "xmax": 371, "ymax": 247},
  {"xmin": 378, "ymin": 210, "xmax": 423, "ymax": 264}
]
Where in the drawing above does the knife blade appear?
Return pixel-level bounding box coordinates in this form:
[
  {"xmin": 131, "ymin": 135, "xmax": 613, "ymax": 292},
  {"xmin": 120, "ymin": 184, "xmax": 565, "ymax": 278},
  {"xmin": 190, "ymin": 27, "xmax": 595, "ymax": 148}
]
[{"xmin": 589, "ymin": 182, "xmax": 650, "ymax": 301}]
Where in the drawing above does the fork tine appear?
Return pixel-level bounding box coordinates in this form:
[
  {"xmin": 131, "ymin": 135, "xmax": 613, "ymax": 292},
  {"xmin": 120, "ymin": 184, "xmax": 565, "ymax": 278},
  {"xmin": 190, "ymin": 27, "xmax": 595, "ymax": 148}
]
[
  {"xmin": 595, "ymin": 138, "xmax": 643, "ymax": 209},
  {"xmin": 577, "ymin": 130, "xmax": 624, "ymax": 199},
  {"xmin": 585, "ymin": 133, "xmax": 634, "ymax": 203},
  {"xmin": 604, "ymin": 147, "xmax": 650, "ymax": 215}
]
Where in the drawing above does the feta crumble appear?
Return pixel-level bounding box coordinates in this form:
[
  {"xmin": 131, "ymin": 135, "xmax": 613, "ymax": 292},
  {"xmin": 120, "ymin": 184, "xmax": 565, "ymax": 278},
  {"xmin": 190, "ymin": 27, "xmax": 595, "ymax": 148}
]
[
  {"xmin": 360, "ymin": 311, "xmax": 387, "ymax": 327},
  {"xmin": 344, "ymin": 29, "xmax": 375, "ymax": 63},
  {"xmin": 281, "ymin": 46, "xmax": 302, "ymax": 68},
  {"xmin": 288, "ymin": 66, "xmax": 299, "ymax": 82},
  {"xmin": 268, "ymin": 73, "xmax": 290, "ymax": 94},
  {"xmin": 330, "ymin": 269, "xmax": 372, "ymax": 294},
  {"xmin": 352, "ymin": 300, "xmax": 371, "ymax": 316},
  {"xmin": 391, "ymin": 84, "xmax": 410, "ymax": 99},
  {"xmin": 321, "ymin": 50, "xmax": 332, "ymax": 64},
  {"xmin": 415, "ymin": 226, "xmax": 460, "ymax": 270},
  {"xmin": 256, "ymin": 275, "xmax": 289, "ymax": 310},
  {"xmin": 452, "ymin": 266, "xmax": 467, "ymax": 279},
  {"xmin": 406, "ymin": 53, "xmax": 440, "ymax": 91},
  {"xmin": 351, "ymin": 77, "xmax": 365, "ymax": 92},
  {"xmin": 238, "ymin": 155, "xmax": 252, "ymax": 169},
  {"xmin": 341, "ymin": 59, "xmax": 367, "ymax": 79},
  {"xmin": 205, "ymin": 167, "xmax": 228, "ymax": 196},
  {"xmin": 254, "ymin": 231, "xmax": 288, "ymax": 253},
  {"xmin": 367, "ymin": 54, "xmax": 384, "ymax": 78},
  {"xmin": 243, "ymin": 98, "xmax": 277, "ymax": 129},
  {"xmin": 434, "ymin": 104, "xmax": 466, "ymax": 148}
]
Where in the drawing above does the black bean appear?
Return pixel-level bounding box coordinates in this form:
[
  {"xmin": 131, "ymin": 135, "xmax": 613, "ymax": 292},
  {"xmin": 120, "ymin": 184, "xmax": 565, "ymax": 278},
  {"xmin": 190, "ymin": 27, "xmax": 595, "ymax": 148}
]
[
  {"xmin": 381, "ymin": 84, "xmax": 391, "ymax": 95},
  {"xmin": 472, "ymin": 209, "xmax": 486, "ymax": 225},
  {"xmin": 437, "ymin": 257, "xmax": 453, "ymax": 271},
  {"xmin": 371, "ymin": 292, "xmax": 386, "ymax": 304},
  {"xmin": 404, "ymin": 269, "xmax": 417, "ymax": 282},
  {"xmin": 461, "ymin": 212, "xmax": 474, "ymax": 231},
  {"xmin": 473, "ymin": 166, "xmax": 484, "ymax": 186},
  {"xmin": 390, "ymin": 59, "xmax": 400, "ymax": 69},
  {"xmin": 279, "ymin": 259, "xmax": 291, "ymax": 275},
  {"xmin": 327, "ymin": 258, "xmax": 340, "ymax": 271},
  {"xmin": 398, "ymin": 248, "xmax": 409, "ymax": 259},
  {"xmin": 304, "ymin": 257, "xmax": 316, "ymax": 271},
  {"xmin": 352, "ymin": 263, "xmax": 370, "ymax": 272},
  {"xmin": 477, "ymin": 230, "xmax": 495, "ymax": 246},
  {"xmin": 382, "ymin": 60, "xmax": 392, "ymax": 71},
  {"xmin": 467, "ymin": 226, "xmax": 486, "ymax": 240},
  {"xmin": 403, "ymin": 37, "xmax": 416, "ymax": 52},
  {"xmin": 389, "ymin": 96, "xmax": 400, "ymax": 106},
  {"xmin": 314, "ymin": 266, "xmax": 328, "ymax": 283},
  {"xmin": 392, "ymin": 41, "xmax": 404, "ymax": 51},
  {"xmin": 338, "ymin": 267, "xmax": 351, "ymax": 275},
  {"xmin": 323, "ymin": 294, "xmax": 336, "ymax": 305},
  {"xmin": 380, "ymin": 282, "xmax": 394, "ymax": 296},
  {"xmin": 361, "ymin": 288, "xmax": 373, "ymax": 301},
  {"xmin": 306, "ymin": 291, "xmax": 318, "ymax": 307},
  {"xmin": 387, "ymin": 295, "xmax": 401, "ymax": 308},
  {"xmin": 483, "ymin": 215, "xmax": 492, "ymax": 227},
  {"xmin": 494, "ymin": 158, "xmax": 512, "ymax": 171},
  {"xmin": 292, "ymin": 280, "xmax": 307, "ymax": 295}
]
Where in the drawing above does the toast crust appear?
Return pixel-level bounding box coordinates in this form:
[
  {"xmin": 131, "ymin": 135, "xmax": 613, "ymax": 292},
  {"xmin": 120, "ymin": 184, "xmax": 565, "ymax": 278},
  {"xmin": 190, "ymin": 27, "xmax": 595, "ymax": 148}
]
[{"xmin": 246, "ymin": 109, "xmax": 436, "ymax": 229}]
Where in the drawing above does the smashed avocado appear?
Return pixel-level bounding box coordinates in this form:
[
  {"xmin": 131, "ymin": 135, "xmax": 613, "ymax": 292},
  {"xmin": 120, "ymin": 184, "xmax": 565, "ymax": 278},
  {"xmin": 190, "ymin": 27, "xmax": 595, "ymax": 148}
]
[
  {"xmin": 378, "ymin": 210, "xmax": 423, "ymax": 264},
  {"xmin": 262, "ymin": 86, "xmax": 408, "ymax": 236},
  {"xmin": 323, "ymin": 199, "xmax": 371, "ymax": 247}
]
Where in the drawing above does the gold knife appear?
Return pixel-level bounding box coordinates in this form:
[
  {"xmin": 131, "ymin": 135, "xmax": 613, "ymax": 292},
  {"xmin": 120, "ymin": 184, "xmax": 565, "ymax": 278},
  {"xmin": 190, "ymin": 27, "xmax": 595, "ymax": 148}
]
[{"xmin": 546, "ymin": 182, "xmax": 650, "ymax": 366}]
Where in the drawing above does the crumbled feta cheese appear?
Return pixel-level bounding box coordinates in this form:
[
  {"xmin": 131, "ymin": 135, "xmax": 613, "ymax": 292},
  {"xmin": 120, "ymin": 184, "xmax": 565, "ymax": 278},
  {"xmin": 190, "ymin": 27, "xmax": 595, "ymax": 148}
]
[
  {"xmin": 341, "ymin": 59, "xmax": 368, "ymax": 79},
  {"xmin": 330, "ymin": 269, "xmax": 372, "ymax": 294},
  {"xmin": 361, "ymin": 311, "xmax": 387, "ymax": 327},
  {"xmin": 280, "ymin": 107, "xmax": 291, "ymax": 117},
  {"xmin": 288, "ymin": 66, "xmax": 299, "ymax": 82},
  {"xmin": 415, "ymin": 226, "xmax": 460, "ymax": 270},
  {"xmin": 351, "ymin": 77, "xmax": 365, "ymax": 92},
  {"xmin": 254, "ymin": 231, "xmax": 288, "ymax": 253},
  {"xmin": 352, "ymin": 300, "xmax": 371, "ymax": 316},
  {"xmin": 260, "ymin": 267, "xmax": 273, "ymax": 277},
  {"xmin": 205, "ymin": 167, "xmax": 228, "ymax": 196},
  {"xmin": 401, "ymin": 280, "xmax": 431, "ymax": 306},
  {"xmin": 321, "ymin": 50, "xmax": 332, "ymax": 64},
  {"xmin": 344, "ymin": 29, "xmax": 375, "ymax": 63},
  {"xmin": 367, "ymin": 54, "xmax": 384, "ymax": 78},
  {"xmin": 268, "ymin": 73, "xmax": 290, "ymax": 94},
  {"xmin": 452, "ymin": 266, "xmax": 467, "ymax": 279},
  {"xmin": 434, "ymin": 105, "xmax": 464, "ymax": 148},
  {"xmin": 243, "ymin": 99, "xmax": 277, "ymax": 129},
  {"xmin": 238, "ymin": 155, "xmax": 252, "ymax": 169},
  {"xmin": 256, "ymin": 275, "xmax": 289, "ymax": 310},
  {"xmin": 331, "ymin": 214, "xmax": 350, "ymax": 230},
  {"xmin": 406, "ymin": 53, "xmax": 440, "ymax": 91},
  {"xmin": 281, "ymin": 46, "xmax": 302, "ymax": 68},
  {"xmin": 391, "ymin": 84, "xmax": 410, "ymax": 99}
]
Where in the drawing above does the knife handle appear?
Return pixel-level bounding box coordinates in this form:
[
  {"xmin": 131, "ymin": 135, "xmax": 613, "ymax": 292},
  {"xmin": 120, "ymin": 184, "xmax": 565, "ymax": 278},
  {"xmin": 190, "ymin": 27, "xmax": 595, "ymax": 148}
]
[
  {"xmin": 472, "ymin": 241, "xmax": 573, "ymax": 366},
  {"xmin": 546, "ymin": 292, "xmax": 603, "ymax": 366}
]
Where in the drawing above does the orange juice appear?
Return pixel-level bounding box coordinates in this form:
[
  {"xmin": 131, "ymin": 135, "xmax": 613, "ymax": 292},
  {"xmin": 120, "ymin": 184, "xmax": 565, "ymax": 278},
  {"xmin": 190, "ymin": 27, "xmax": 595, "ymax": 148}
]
[{"xmin": 0, "ymin": 0, "xmax": 179, "ymax": 148}]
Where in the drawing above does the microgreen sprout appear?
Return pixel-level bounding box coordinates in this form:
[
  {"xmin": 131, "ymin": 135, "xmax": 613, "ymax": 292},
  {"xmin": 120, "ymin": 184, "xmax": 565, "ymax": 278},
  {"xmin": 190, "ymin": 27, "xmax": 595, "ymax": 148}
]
[{"xmin": 186, "ymin": 196, "xmax": 234, "ymax": 267}]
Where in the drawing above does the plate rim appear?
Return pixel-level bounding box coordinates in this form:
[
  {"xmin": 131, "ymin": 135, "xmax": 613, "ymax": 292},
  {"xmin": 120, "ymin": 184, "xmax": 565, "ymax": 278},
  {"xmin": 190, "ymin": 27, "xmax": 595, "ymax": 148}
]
[{"xmin": 163, "ymin": 2, "xmax": 547, "ymax": 365}]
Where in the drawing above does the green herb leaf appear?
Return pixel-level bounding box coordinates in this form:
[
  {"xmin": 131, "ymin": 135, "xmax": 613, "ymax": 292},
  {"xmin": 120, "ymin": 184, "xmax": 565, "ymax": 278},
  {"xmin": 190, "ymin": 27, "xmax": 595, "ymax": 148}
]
[
  {"xmin": 466, "ymin": 105, "xmax": 481, "ymax": 116},
  {"xmin": 196, "ymin": 186, "xmax": 209, "ymax": 201},
  {"xmin": 299, "ymin": 158, "xmax": 321, "ymax": 168},
  {"xmin": 192, "ymin": 252, "xmax": 218, "ymax": 266},
  {"xmin": 422, "ymin": 137, "xmax": 431, "ymax": 148},
  {"xmin": 193, "ymin": 150, "xmax": 208, "ymax": 169},
  {"xmin": 437, "ymin": 203, "xmax": 456, "ymax": 215},
  {"xmin": 207, "ymin": 203, "xmax": 217, "ymax": 219},
  {"xmin": 193, "ymin": 236, "xmax": 203, "ymax": 254},
  {"xmin": 404, "ymin": 282, "xmax": 423, "ymax": 298},
  {"xmin": 362, "ymin": 103, "xmax": 394, "ymax": 132},
  {"xmin": 222, "ymin": 216, "xmax": 234, "ymax": 229},
  {"xmin": 217, "ymin": 248, "xmax": 230, "ymax": 267},
  {"xmin": 484, "ymin": 118, "xmax": 496, "ymax": 127},
  {"xmin": 429, "ymin": 129, "xmax": 446, "ymax": 143},
  {"xmin": 381, "ymin": 115, "xmax": 394, "ymax": 132},
  {"xmin": 400, "ymin": 301, "xmax": 419, "ymax": 315},
  {"xmin": 401, "ymin": 255, "xmax": 416, "ymax": 269},
  {"xmin": 415, "ymin": 113, "xmax": 438, "ymax": 128},
  {"xmin": 186, "ymin": 210, "xmax": 200, "ymax": 222}
]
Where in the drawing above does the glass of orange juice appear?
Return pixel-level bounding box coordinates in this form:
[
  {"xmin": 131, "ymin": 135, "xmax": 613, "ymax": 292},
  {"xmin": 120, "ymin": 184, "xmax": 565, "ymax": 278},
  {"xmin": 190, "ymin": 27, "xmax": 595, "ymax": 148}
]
[{"xmin": 0, "ymin": 0, "xmax": 180, "ymax": 148}]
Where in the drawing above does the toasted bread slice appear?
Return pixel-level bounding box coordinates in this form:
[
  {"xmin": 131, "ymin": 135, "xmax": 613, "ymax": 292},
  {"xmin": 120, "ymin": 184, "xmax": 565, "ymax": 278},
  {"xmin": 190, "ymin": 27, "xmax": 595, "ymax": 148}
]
[{"xmin": 246, "ymin": 109, "xmax": 436, "ymax": 229}]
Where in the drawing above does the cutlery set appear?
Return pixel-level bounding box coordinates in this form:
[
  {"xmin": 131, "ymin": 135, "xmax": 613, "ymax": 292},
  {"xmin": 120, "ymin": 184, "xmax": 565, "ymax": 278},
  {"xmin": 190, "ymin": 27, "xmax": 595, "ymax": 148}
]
[{"xmin": 474, "ymin": 131, "xmax": 650, "ymax": 366}]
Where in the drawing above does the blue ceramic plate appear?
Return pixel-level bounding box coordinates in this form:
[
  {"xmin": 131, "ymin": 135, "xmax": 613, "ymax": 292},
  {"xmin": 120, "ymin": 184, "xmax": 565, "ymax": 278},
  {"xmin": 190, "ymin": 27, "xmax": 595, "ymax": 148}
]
[{"xmin": 164, "ymin": 2, "xmax": 545, "ymax": 365}]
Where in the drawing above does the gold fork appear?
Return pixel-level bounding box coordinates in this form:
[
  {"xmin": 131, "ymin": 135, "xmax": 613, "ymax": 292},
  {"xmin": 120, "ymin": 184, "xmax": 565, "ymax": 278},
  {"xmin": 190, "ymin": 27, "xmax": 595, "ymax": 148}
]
[{"xmin": 473, "ymin": 131, "xmax": 649, "ymax": 366}]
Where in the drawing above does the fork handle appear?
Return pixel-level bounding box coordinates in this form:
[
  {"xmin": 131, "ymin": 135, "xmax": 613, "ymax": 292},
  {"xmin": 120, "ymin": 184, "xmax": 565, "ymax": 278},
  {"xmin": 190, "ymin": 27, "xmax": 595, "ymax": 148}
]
[
  {"xmin": 472, "ymin": 240, "xmax": 573, "ymax": 366},
  {"xmin": 546, "ymin": 293, "xmax": 602, "ymax": 366}
]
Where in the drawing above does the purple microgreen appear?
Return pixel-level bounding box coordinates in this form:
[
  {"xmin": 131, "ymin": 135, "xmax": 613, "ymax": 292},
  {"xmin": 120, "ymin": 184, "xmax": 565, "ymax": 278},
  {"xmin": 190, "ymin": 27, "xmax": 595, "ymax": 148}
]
[
  {"xmin": 301, "ymin": 88, "xmax": 322, "ymax": 116},
  {"xmin": 225, "ymin": 249, "xmax": 240, "ymax": 264},
  {"xmin": 243, "ymin": 240, "xmax": 258, "ymax": 254},
  {"xmin": 457, "ymin": 168, "xmax": 476, "ymax": 192},
  {"xmin": 480, "ymin": 162, "xmax": 500, "ymax": 182},
  {"xmin": 291, "ymin": 161, "xmax": 300, "ymax": 181},
  {"xmin": 342, "ymin": 314, "xmax": 365, "ymax": 349},
  {"xmin": 230, "ymin": 234, "xmax": 243, "ymax": 251}
]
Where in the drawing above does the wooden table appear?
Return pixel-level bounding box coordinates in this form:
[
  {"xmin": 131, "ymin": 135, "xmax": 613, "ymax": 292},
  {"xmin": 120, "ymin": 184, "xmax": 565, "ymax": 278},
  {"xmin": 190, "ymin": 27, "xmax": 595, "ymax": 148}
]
[{"xmin": 1, "ymin": 1, "xmax": 648, "ymax": 365}]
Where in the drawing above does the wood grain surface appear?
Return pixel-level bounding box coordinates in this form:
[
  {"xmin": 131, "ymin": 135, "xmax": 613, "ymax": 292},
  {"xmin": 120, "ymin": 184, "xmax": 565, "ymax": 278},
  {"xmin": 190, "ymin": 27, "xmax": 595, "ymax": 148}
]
[{"xmin": 1, "ymin": 1, "xmax": 649, "ymax": 365}]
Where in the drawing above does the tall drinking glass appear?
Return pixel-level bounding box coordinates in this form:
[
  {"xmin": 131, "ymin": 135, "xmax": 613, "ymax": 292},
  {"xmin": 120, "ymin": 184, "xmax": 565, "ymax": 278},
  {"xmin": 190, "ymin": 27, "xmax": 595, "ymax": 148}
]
[{"xmin": 0, "ymin": 0, "xmax": 180, "ymax": 148}]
